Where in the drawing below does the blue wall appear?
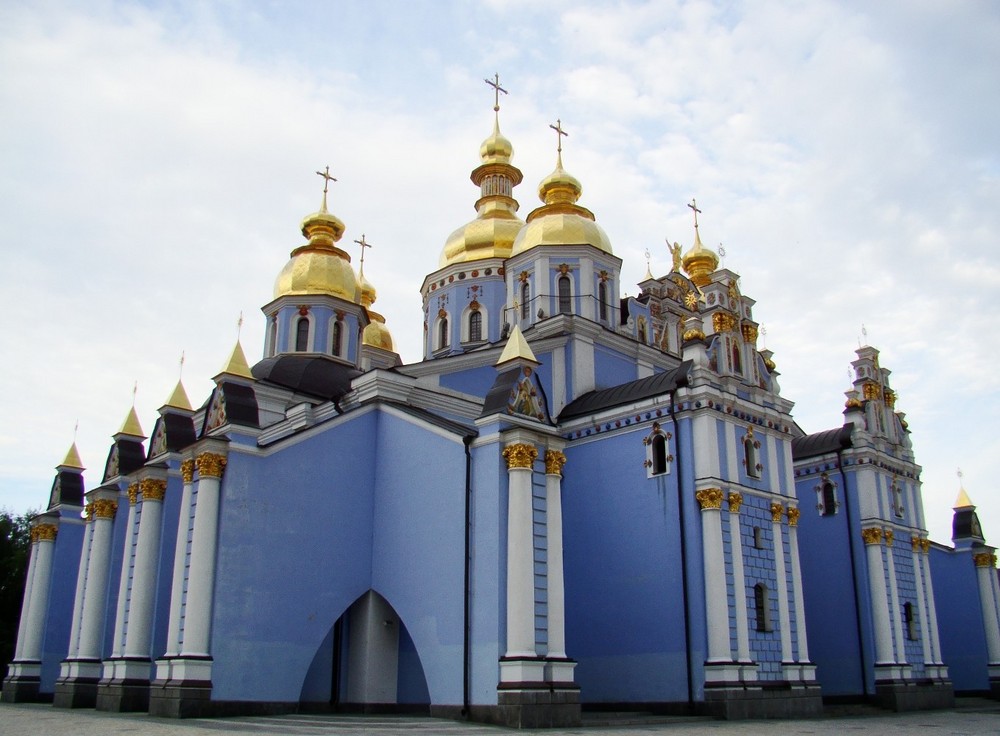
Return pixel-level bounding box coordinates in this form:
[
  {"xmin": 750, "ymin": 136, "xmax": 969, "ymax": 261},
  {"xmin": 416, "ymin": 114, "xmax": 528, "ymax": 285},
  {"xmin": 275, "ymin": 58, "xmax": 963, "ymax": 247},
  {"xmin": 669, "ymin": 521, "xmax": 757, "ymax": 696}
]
[{"xmin": 929, "ymin": 548, "xmax": 989, "ymax": 692}]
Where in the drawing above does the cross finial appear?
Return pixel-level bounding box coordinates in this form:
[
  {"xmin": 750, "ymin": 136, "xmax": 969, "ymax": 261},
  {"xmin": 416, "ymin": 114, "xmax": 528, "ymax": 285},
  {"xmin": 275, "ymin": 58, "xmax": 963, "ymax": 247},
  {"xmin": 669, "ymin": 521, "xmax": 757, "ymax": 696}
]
[
  {"xmin": 73, "ymin": 419, "xmax": 79, "ymax": 442},
  {"xmin": 760, "ymin": 325, "xmax": 767, "ymax": 349},
  {"xmin": 549, "ymin": 118, "xmax": 568, "ymax": 157},
  {"xmin": 688, "ymin": 198, "xmax": 702, "ymax": 230},
  {"xmin": 237, "ymin": 311, "xmax": 244, "ymax": 339},
  {"xmin": 957, "ymin": 467, "xmax": 964, "ymax": 483},
  {"xmin": 354, "ymin": 233, "xmax": 373, "ymax": 274},
  {"xmin": 861, "ymin": 323, "xmax": 868, "ymax": 346},
  {"xmin": 484, "ymin": 73, "xmax": 507, "ymax": 113},
  {"xmin": 131, "ymin": 381, "xmax": 138, "ymax": 407},
  {"xmin": 315, "ymin": 166, "xmax": 337, "ymax": 211},
  {"xmin": 179, "ymin": 351, "xmax": 185, "ymax": 380},
  {"xmin": 718, "ymin": 243, "xmax": 726, "ymax": 267}
]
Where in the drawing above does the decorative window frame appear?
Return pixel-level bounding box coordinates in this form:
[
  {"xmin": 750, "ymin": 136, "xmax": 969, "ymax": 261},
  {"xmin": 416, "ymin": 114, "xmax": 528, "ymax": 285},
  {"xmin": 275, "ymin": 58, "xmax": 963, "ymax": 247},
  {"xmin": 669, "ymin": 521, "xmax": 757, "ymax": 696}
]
[
  {"xmin": 754, "ymin": 582, "xmax": 773, "ymax": 632},
  {"xmin": 598, "ymin": 281, "xmax": 609, "ymax": 323},
  {"xmin": 329, "ymin": 316, "xmax": 344, "ymax": 357},
  {"xmin": 753, "ymin": 526, "xmax": 764, "ymax": 549},
  {"xmin": 890, "ymin": 479, "xmax": 905, "ymax": 518},
  {"xmin": 556, "ymin": 274, "xmax": 573, "ymax": 315},
  {"xmin": 815, "ymin": 472, "xmax": 840, "ymax": 516},
  {"xmin": 642, "ymin": 422, "xmax": 674, "ymax": 477},
  {"xmin": 266, "ymin": 314, "xmax": 278, "ymax": 357},
  {"xmin": 520, "ymin": 281, "xmax": 531, "ymax": 322},
  {"xmin": 903, "ymin": 601, "xmax": 918, "ymax": 640},
  {"xmin": 742, "ymin": 426, "xmax": 763, "ymax": 479},
  {"xmin": 434, "ymin": 311, "xmax": 450, "ymax": 352},
  {"xmin": 292, "ymin": 313, "xmax": 314, "ymax": 352},
  {"xmin": 461, "ymin": 302, "xmax": 488, "ymax": 344}
]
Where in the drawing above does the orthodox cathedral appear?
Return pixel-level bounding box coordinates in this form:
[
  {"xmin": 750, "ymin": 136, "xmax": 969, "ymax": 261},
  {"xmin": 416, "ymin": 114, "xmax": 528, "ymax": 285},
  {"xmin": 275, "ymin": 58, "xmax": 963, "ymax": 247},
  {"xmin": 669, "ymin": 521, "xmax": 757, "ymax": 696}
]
[{"xmin": 4, "ymin": 85, "xmax": 999, "ymax": 727}]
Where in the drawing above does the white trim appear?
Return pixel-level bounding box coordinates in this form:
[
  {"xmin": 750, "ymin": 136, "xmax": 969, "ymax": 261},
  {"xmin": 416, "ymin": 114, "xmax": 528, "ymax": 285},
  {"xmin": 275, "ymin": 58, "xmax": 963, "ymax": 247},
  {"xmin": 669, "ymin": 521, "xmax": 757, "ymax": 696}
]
[{"xmin": 290, "ymin": 313, "xmax": 315, "ymax": 352}]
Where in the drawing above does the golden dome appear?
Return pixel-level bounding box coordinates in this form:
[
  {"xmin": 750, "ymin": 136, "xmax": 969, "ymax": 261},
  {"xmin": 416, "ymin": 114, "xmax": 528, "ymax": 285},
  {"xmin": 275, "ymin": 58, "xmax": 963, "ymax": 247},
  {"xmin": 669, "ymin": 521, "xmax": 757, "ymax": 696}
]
[
  {"xmin": 511, "ymin": 152, "xmax": 613, "ymax": 256},
  {"xmin": 273, "ymin": 198, "xmax": 359, "ymax": 301},
  {"xmin": 362, "ymin": 314, "xmax": 394, "ymax": 351},
  {"xmin": 681, "ymin": 228, "xmax": 719, "ymax": 287},
  {"xmin": 358, "ymin": 268, "xmax": 377, "ymax": 307},
  {"xmin": 480, "ymin": 116, "xmax": 513, "ymax": 164},
  {"xmin": 440, "ymin": 216, "xmax": 524, "ymax": 267}
]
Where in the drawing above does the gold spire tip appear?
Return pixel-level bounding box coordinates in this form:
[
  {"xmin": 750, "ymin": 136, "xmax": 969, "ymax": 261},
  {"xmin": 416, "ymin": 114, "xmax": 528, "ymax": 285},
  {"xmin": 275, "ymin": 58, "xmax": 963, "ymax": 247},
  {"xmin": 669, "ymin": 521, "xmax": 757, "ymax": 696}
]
[
  {"xmin": 118, "ymin": 405, "xmax": 145, "ymax": 438},
  {"xmin": 485, "ymin": 72, "xmax": 507, "ymax": 114},
  {"xmin": 219, "ymin": 340, "xmax": 254, "ymax": 380},
  {"xmin": 496, "ymin": 324, "xmax": 538, "ymax": 366},
  {"xmin": 315, "ymin": 166, "xmax": 337, "ymax": 212},
  {"xmin": 164, "ymin": 379, "xmax": 193, "ymax": 411},
  {"xmin": 60, "ymin": 442, "xmax": 85, "ymax": 470}
]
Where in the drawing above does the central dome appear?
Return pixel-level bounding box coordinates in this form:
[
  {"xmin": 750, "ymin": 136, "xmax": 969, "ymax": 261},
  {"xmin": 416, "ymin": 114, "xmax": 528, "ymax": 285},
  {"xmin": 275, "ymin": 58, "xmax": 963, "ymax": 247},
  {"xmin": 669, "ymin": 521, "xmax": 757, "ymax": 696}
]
[{"xmin": 273, "ymin": 204, "xmax": 359, "ymax": 301}]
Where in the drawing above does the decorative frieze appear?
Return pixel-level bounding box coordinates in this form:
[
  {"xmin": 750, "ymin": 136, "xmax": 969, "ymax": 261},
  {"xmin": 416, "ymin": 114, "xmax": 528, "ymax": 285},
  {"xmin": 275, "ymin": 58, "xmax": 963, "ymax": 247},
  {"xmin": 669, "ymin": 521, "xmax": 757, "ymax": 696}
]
[
  {"xmin": 544, "ymin": 450, "xmax": 566, "ymax": 476},
  {"xmin": 503, "ymin": 443, "xmax": 537, "ymax": 470},
  {"xmin": 695, "ymin": 488, "xmax": 724, "ymax": 510},
  {"xmin": 861, "ymin": 527, "xmax": 884, "ymax": 545},
  {"xmin": 140, "ymin": 478, "xmax": 167, "ymax": 502},
  {"xmin": 84, "ymin": 502, "xmax": 94, "ymax": 522},
  {"xmin": 741, "ymin": 323, "xmax": 758, "ymax": 343},
  {"xmin": 727, "ymin": 492, "xmax": 743, "ymax": 513},
  {"xmin": 713, "ymin": 312, "xmax": 738, "ymax": 333},
  {"xmin": 196, "ymin": 452, "xmax": 227, "ymax": 479}
]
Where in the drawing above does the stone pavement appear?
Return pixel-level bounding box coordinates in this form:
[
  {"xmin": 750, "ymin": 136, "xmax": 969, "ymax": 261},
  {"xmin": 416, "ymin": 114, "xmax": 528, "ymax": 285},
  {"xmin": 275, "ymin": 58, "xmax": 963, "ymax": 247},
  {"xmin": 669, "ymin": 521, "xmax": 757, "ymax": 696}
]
[{"xmin": 1, "ymin": 699, "xmax": 999, "ymax": 736}]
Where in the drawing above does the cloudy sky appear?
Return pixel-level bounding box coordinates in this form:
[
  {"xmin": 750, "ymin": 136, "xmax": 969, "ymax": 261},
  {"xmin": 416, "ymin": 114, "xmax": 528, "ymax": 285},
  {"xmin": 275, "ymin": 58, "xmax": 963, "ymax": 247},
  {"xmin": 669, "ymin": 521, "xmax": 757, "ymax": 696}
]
[{"xmin": 1, "ymin": 0, "xmax": 997, "ymax": 544}]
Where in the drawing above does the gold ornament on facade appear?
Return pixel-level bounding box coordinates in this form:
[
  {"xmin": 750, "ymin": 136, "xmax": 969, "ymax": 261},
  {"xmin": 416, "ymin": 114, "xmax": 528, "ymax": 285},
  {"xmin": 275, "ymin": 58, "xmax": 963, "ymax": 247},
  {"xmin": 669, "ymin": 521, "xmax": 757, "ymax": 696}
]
[
  {"xmin": 84, "ymin": 503, "xmax": 94, "ymax": 522},
  {"xmin": 911, "ymin": 535, "xmax": 923, "ymax": 552},
  {"xmin": 770, "ymin": 502, "xmax": 784, "ymax": 522},
  {"xmin": 920, "ymin": 539, "xmax": 931, "ymax": 553},
  {"xmin": 863, "ymin": 382, "xmax": 881, "ymax": 401},
  {"xmin": 519, "ymin": 270, "xmax": 530, "ymax": 283},
  {"xmin": 845, "ymin": 396, "xmax": 863, "ymax": 409},
  {"xmin": 557, "ymin": 263, "xmax": 571, "ymax": 275},
  {"xmin": 180, "ymin": 459, "xmax": 195, "ymax": 483},
  {"xmin": 727, "ymin": 492, "xmax": 743, "ymax": 513},
  {"xmin": 127, "ymin": 483, "xmax": 139, "ymax": 506},
  {"xmin": 92, "ymin": 499, "xmax": 118, "ymax": 519},
  {"xmin": 786, "ymin": 507, "xmax": 801, "ymax": 527},
  {"xmin": 695, "ymin": 488, "xmax": 724, "ymax": 510},
  {"xmin": 140, "ymin": 478, "xmax": 167, "ymax": 502},
  {"xmin": 741, "ymin": 324, "xmax": 758, "ymax": 343},
  {"xmin": 973, "ymin": 552, "xmax": 998, "ymax": 568},
  {"xmin": 861, "ymin": 527, "xmax": 883, "ymax": 545},
  {"xmin": 503, "ymin": 443, "xmax": 537, "ymax": 470},
  {"xmin": 196, "ymin": 452, "xmax": 227, "ymax": 479},
  {"xmin": 884, "ymin": 389, "xmax": 896, "ymax": 409},
  {"xmin": 712, "ymin": 312, "xmax": 737, "ymax": 333},
  {"xmin": 544, "ymin": 450, "xmax": 567, "ymax": 476},
  {"xmin": 682, "ymin": 327, "xmax": 706, "ymax": 342},
  {"xmin": 884, "ymin": 529, "xmax": 894, "ymax": 546},
  {"xmin": 31, "ymin": 524, "xmax": 58, "ymax": 543}
]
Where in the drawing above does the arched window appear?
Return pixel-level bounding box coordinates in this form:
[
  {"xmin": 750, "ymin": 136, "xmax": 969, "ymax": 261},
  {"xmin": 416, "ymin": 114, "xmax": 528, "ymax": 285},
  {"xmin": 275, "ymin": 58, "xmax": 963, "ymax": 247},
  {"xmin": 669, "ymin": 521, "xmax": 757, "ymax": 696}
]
[
  {"xmin": 904, "ymin": 602, "xmax": 917, "ymax": 640},
  {"xmin": 822, "ymin": 481, "xmax": 837, "ymax": 516},
  {"xmin": 295, "ymin": 317, "xmax": 310, "ymax": 352},
  {"xmin": 558, "ymin": 276, "xmax": 571, "ymax": 314},
  {"xmin": 468, "ymin": 310, "xmax": 482, "ymax": 342},
  {"xmin": 650, "ymin": 434, "xmax": 667, "ymax": 475},
  {"xmin": 754, "ymin": 583, "xmax": 772, "ymax": 632},
  {"xmin": 753, "ymin": 527, "xmax": 764, "ymax": 549},
  {"xmin": 521, "ymin": 282, "xmax": 530, "ymax": 320},
  {"xmin": 438, "ymin": 317, "xmax": 449, "ymax": 350},
  {"xmin": 730, "ymin": 338, "xmax": 743, "ymax": 374},
  {"xmin": 268, "ymin": 317, "xmax": 278, "ymax": 357},
  {"xmin": 332, "ymin": 320, "xmax": 343, "ymax": 357},
  {"xmin": 638, "ymin": 316, "xmax": 648, "ymax": 344},
  {"xmin": 599, "ymin": 282, "xmax": 608, "ymax": 322},
  {"xmin": 744, "ymin": 432, "xmax": 760, "ymax": 479},
  {"xmin": 892, "ymin": 482, "xmax": 904, "ymax": 517}
]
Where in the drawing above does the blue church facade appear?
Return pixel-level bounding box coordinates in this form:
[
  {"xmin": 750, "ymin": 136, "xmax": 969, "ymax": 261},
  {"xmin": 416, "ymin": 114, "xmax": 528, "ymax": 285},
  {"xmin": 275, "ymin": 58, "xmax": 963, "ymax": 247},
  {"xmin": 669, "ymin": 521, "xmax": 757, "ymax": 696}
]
[{"xmin": 4, "ymin": 93, "xmax": 999, "ymax": 726}]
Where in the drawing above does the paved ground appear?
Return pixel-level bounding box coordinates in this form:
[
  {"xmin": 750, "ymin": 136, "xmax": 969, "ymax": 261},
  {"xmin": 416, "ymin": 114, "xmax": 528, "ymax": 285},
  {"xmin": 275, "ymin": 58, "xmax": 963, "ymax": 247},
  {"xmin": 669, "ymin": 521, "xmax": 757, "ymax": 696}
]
[{"xmin": 1, "ymin": 699, "xmax": 999, "ymax": 736}]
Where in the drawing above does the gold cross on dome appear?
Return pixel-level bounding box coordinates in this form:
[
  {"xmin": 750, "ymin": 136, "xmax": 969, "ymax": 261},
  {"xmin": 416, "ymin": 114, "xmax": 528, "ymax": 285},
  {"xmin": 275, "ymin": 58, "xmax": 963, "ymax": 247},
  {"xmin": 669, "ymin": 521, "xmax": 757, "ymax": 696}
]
[
  {"xmin": 484, "ymin": 73, "xmax": 507, "ymax": 112},
  {"xmin": 315, "ymin": 166, "xmax": 337, "ymax": 210},
  {"xmin": 550, "ymin": 118, "xmax": 568, "ymax": 154},
  {"xmin": 354, "ymin": 234, "xmax": 373, "ymax": 272},
  {"xmin": 688, "ymin": 198, "xmax": 702, "ymax": 229}
]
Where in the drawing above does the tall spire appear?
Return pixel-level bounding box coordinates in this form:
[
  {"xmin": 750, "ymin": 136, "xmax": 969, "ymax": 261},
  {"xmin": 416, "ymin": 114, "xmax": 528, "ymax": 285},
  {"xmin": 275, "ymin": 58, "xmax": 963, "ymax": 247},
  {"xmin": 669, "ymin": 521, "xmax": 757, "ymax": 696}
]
[{"xmin": 59, "ymin": 442, "xmax": 85, "ymax": 470}]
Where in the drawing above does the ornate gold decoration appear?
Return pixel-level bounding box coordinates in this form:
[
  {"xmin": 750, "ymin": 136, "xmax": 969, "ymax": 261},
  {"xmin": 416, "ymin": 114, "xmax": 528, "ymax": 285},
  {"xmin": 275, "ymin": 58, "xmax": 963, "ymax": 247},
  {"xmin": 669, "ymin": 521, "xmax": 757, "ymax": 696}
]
[
  {"xmin": 503, "ymin": 443, "xmax": 537, "ymax": 470},
  {"xmin": 786, "ymin": 507, "xmax": 801, "ymax": 527},
  {"xmin": 84, "ymin": 502, "xmax": 94, "ymax": 522},
  {"xmin": 845, "ymin": 396, "xmax": 863, "ymax": 409},
  {"xmin": 469, "ymin": 299, "xmax": 480, "ymax": 312},
  {"xmin": 741, "ymin": 323, "xmax": 758, "ymax": 343},
  {"xmin": 127, "ymin": 483, "xmax": 139, "ymax": 506},
  {"xmin": 712, "ymin": 312, "xmax": 738, "ymax": 333},
  {"xmin": 31, "ymin": 524, "xmax": 58, "ymax": 543},
  {"xmin": 196, "ymin": 452, "xmax": 227, "ymax": 479},
  {"xmin": 180, "ymin": 459, "xmax": 195, "ymax": 483},
  {"xmin": 770, "ymin": 502, "xmax": 784, "ymax": 522},
  {"xmin": 92, "ymin": 499, "xmax": 118, "ymax": 520},
  {"xmin": 557, "ymin": 263, "xmax": 571, "ymax": 275},
  {"xmin": 683, "ymin": 291, "xmax": 699, "ymax": 310},
  {"xmin": 884, "ymin": 389, "xmax": 896, "ymax": 408},
  {"xmin": 884, "ymin": 529, "xmax": 894, "ymax": 546},
  {"xmin": 727, "ymin": 492, "xmax": 743, "ymax": 513},
  {"xmin": 863, "ymin": 381, "xmax": 881, "ymax": 401},
  {"xmin": 920, "ymin": 539, "xmax": 931, "ymax": 553},
  {"xmin": 695, "ymin": 488, "xmax": 724, "ymax": 510},
  {"xmin": 598, "ymin": 270, "xmax": 610, "ymax": 283},
  {"xmin": 974, "ymin": 552, "xmax": 998, "ymax": 568},
  {"xmin": 911, "ymin": 535, "xmax": 922, "ymax": 552},
  {"xmin": 437, "ymin": 308, "xmax": 448, "ymax": 319},
  {"xmin": 518, "ymin": 270, "xmax": 530, "ymax": 283},
  {"xmin": 544, "ymin": 450, "xmax": 567, "ymax": 476},
  {"xmin": 140, "ymin": 478, "xmax": 167, "ymax": 502},
  {"xmin": 861, "ymin": 527, "xmax": 883, "ymax": 545},
  {"xmin": 682, "ymin": 327, "xmax": 705, "ymax": 342}
]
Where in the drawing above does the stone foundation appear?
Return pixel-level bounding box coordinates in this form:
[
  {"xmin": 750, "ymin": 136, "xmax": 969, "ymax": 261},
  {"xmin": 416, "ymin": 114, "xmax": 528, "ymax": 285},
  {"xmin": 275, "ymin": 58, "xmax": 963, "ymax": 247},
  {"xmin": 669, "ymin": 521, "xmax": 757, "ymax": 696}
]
[
  {"xmin": 494, "ymin": 686, "xmax": 582, "ymax": 728},
  {"xmin": 702, "ymin": 681, "xmax": 824, "ymax": 719},
  {"xmin": 874, "ymin": 679, "xmax": 955, "ymax": 711}
]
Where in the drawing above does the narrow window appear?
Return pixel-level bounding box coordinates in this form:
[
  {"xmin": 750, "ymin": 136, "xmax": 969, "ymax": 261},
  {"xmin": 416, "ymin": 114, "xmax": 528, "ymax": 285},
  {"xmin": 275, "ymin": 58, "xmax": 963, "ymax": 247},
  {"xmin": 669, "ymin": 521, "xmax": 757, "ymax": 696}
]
[
  {"xmin": 332, "ymin": 320, "xmax": 343, "ymax": 356},
  {"xmin": 599, "ymin": 282, "xmax": 608, "ymax": 321},
  {"xmin": 268, "ymin": 318, "xmax": 278, "ymax": 357},
  {"xmin": 468, "ymin": 311, "xmax": 482, "ymax": 342},
  {"xmin": 731, "ymin": 338, "xmax": 743, "ymax": 374},
  {"xmin": 744, "ymin": 434, "xmax": 760, "ymax": 479},
  {"xmin": 638, "ymin": 317, "xmax": 648, "ymax": 344},
  {"xmin": 892, "ymin": 483, "xmax": 904, "ymax": 518},
  {"xmin": 904, "ymin": 602, "xmax": 917, "ymax": 640},
  {"xmin": 295, "ymin": 317, "xmax": 310, "ymax": 352},
  {"xmin": 521, "ymin": 282, "xmax": 530, "ymax": 320},
  {"xmin": 651, "ymin": 434, "xmax": 667, "ymax": 475},
  {"xmin": 753, "ymin": 526, "xmax": 764, "ymax": 549},
  {"xmin": 558, "ymin": 276, "xmax": 571, "ymax": 314},
  {"xmin": 754, "ymin": 583, "xmax": 772, "ymax": 632},
  {"xmin": 822, "ymin": 481, "xmax": 837, "ymax": 516},
  {"xmin": 438, "ymin": 317, "xmax": 449, "ymax": 350}
]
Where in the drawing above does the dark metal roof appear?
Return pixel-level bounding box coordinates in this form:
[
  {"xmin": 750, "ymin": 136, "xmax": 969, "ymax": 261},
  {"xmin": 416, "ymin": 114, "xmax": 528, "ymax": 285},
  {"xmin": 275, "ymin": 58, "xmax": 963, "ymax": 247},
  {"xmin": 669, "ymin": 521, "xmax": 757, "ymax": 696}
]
[
  {"xmin": 482, "ymin": 367, "xmax": 523, "ymax": 417},
  {"xmin": 791, "ymin": 423, "xmax": 855, "ymax": 460},
  {"xmin": 252, "ymin": 355, "xmax": 361, "ymax": 402},
  {"xmin": 558, "ymin": 361, "xmax": 692, "ymax": 422},
  {"xmin": 219, "ymin": 382, "xmax": 259, "ymax": 428},
  {"xmin": 48, "ymin": 470, "xmax": 84, "ymax": 509}
]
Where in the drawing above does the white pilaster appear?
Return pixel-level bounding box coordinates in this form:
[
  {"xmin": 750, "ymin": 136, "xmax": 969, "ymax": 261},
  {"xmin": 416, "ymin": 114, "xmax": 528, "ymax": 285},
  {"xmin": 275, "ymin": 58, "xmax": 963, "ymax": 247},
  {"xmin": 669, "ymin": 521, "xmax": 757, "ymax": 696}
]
[
  {"xmin": 544, "ymin": 451, "xmax": 567, "ymax": 659},
  {"xmin": 910, "ymin": 538, "xmax": 933, "ymax": 667},
  {"xmin": 123, "ymin": 478, "xmax": 167, "ymax": 660},
  {"xmin": 109, "ymin": 486, "xmax": 139, "ymax": 661},
  {"xmin": 974, "ymin": 553, "xmax": 1000, "ymax": 665},
  {"xmin": 727, "ymin": 494, "xmax": 752, "ymax": 666},
  {"xmin": 885, "ymin": 533, "xmax": 907, "ymax": 666},
  {"xmin": 920, "ymin": 546, "xmax": 944, "ymax": 667},
  {"xmin": 863, "ymin": 528, "xmax": 895, "ymax": 667},
  {"xmin": 697, "ymin": 488, "xmax": 731, "ymax": 666},
  {"xmin": 771, "ymin": 504, "xmax": 793, "ymax": 669},
  {"xmin": 77, "ymin": 494, "xmax": 119, "ymax": 661},
  {"xmin": 65, "ymin": 515, "xmax": 95, "ymax": 660},
  {"xmin": 162, "ymin": 460, "xmax": 195, "ymax": 659},
  {"xmin": 786, "ymin": 507, "xmax": 810, "ymax": 665},
  {"xmin": 18, "ymin": 524, "xmax": 59, "ymax": 662},
  {"xmin": 12, "ymin": 534, "xmax": 40, "ymax": 661}
]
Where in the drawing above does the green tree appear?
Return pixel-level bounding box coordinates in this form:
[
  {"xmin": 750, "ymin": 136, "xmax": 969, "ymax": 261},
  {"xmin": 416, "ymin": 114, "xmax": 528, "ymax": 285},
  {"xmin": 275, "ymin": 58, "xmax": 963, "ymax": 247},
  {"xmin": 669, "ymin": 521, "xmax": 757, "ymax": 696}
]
[{"xmin": 0, "ymin": 509, "xmax": 35, "ymax": 674}]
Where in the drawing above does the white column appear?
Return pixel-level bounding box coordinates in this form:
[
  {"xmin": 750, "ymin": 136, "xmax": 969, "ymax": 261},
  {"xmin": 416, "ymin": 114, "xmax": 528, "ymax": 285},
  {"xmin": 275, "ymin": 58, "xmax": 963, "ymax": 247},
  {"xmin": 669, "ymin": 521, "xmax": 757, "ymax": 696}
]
[
  {"xmin": 544, "ymin": 451, "xmax": 567, "ymax": 659},
  {"xmin": 65, "ymin": 513, "xmax": 95, "ymax": 660},
  {"xmin": 179, "ymin": 452, "xmax": 227, "ymax": 658},
  {"xmin": 919, "ymin": 543, "xmax": 944, "ymax": 666},
  {"xmin": 974, "ymin": 553, "xmax": 1000, "ymax": 665},
  {"xmin": 502, "ymin": 442, "xmax": 537, "ymax": 659},
  {"xmin": 697, "ymin": 488, "xmax": 731, "ymax": 665},
  {"xmin": 863, "ymin": 527, "xmax": 894, "ymax": 666},
  {"xmin": 163, "ymin": 460, "xmax": 194, "ymax": 658},
  {"xmin": 910, "ymin": 537, "xmax": 933, "ymax": 667},
  {"xmin": 12, "ymin": 532, "xmax": 40, "ymax": 660},
  {"xmin": 77, "ymin": 497, "xmax": 119, "ymax": 661},
  {"xmin": 109, "ymin": 485, "xmax": 139, "ymax": 660},
  {"xmin": 786, "ymin": 507, "xmax": 810, "ymax": 664},
  {"xmin": 770, "ymin": 503, "xmax": 793, "ymax": 666},
  {"xmin": 123, "ymin": 478, "xmax": 167, "ymax": 659},
  {"xmin": 18, "ymin": 524, "xmax": 59, "ymax": 662},
  {"xmin": 727, "ymin": 493, "xmax": 752, "ymax": 665},
  {"xmin": 885, "ymin": 531, "xmax": 907, "ymax": 665}
]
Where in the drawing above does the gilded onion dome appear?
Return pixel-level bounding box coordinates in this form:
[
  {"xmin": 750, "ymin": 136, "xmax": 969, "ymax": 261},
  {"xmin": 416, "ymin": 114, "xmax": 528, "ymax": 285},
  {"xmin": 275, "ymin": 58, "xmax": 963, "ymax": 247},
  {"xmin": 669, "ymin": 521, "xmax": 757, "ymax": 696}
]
[
  {"xmin": 681, "ymin": 227, "xmax": 719, "ymax": 287},
  {"xmin": 274, "ymin": 187, "xmax": 359, "ymax": 302},
  {"xmin": 359, "ymin": 267, "xmax": 394, "ymax": 351},
  {"xmin": 511, "ymin": 145, "xmax": 613, "ymax": 256},
  {"xmin": 439, "ymin": 112, "xmax": 525, "ymax": 267}
]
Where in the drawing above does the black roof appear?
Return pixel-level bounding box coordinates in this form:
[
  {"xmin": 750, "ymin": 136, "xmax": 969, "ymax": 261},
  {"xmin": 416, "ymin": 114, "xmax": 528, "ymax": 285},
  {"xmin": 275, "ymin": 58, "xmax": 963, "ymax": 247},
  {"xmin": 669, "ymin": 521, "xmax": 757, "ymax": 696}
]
[
  {"xmin": 252, "ymin": 355, "xmax": 361, "ymax": 402},
  {"xmin": 558, "ymin": 361, "xmax": 692, "ymax": 421},
  {"xmin": 791, "ymin": 423, "xmax": 855, "ymax": 460},
  {"xmin": 219, "ymin": 382, "xmax": 259, "ymax": 428},
  {"xmin": 48, "ymin": 470, "xmax": 84, "ymax": 509}
]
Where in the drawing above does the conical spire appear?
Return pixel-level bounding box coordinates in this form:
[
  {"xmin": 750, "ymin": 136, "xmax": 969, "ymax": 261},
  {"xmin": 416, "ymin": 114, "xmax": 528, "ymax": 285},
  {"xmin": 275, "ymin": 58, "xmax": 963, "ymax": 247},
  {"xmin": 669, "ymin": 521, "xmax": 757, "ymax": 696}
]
[
  {"xmin": 117, "ymin": 406, "xmax": 145, "ymax": 439},
  {"xmin": 163, "ymin": 380, "xmax": 193, "ymax": 411},
  {"xmin": 954, "ymin": 487, "xmax": 975, "ymax": 510},
  {"xmin": 217, "ymin": 339, "xmax": 254, "ymax": 381},
  {"xmin": 59, "ymin": 442, "xmax": 85, "ymax": 470},
  {"xmin": 496, "ymin": 325, "xmax": 538, "ymax": 366}
]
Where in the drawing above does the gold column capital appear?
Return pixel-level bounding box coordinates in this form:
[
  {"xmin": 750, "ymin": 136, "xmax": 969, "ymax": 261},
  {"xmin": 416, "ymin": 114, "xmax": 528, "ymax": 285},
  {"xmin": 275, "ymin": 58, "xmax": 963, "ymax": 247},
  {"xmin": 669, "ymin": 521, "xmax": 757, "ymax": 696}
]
[
  {"xmin": 861, "ymin": 527, "xmax": 883, "ymax": 545},
  {"xmin": 31, "ymin": 523, "xmax": 58, "ymax": 543},
  {"xmin": 92, "ymin": 498, "xmax": 118, "ymax": 520},
  {"xmin": 786, "ymin": 506, "xmax": 800, "ymax": 527},
  {"xmin": 196, "ymin": 452, "xmax": 227, "ymax": 479},
  {"xmin": 503, "ymin": 443, "xmax": 537, "ymax": 470},
  {"xmin": 140, "ymin": 478, "xmax": 167, "ymax": 502},
  {"xmin": 770, "ymin": 502, "xmax": 784, "ymax": 523},
  {"xmin": 127, "ymin": 483, "xmax": 139, "ymax": 506},
  {"xmin": 911, "ymin": 535, "xmax": 923, "ymax": 552},
  {"xmin": 727, "ymin": 492, "xmax": 743, "ymax": 513},
  {"xmin": 695, "ymin": 488, "xmax": 723, "ymax": 510},
  {"xmin": 884, "ymin": 528, "xmax": 894, "ymax": 547},
  {"xmin": 84, "ymin": 502, "xmax": 95, "ymax": 522},
  {"xmin": 920, "ymin": 539, "xmax": 931, "ymax": 554},
  {"xmin": 180, "ymin": 459, "xmax": 195, "ymax": 483},
  {"xmin": 973, "ymin": 552, "xmax": 998, "ymax": 568},
  {"xmin": 544, "ymin": 450, "xmax": 566, "ymax": 476}
]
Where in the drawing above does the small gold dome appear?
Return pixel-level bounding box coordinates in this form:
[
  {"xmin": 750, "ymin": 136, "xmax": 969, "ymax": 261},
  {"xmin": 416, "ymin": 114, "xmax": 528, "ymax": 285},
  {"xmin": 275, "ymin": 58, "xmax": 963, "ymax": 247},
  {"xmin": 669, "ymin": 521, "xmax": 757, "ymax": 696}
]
[
  {"xmin": 363, "ymin": 315, "xmax": 394, "ymax": 351},
  {"xmin": 440, "ymin": 216, "xmax": 524, "ymax": 267},
  {"xmin": 480, "ymin": 116, "xmax": 513, "ymax": 164},
  {"xmin": 681, "ymin": 229, "xmax": 719, "ymax": 287},
  {"xmin": 273, "ymin": 201, "xmax": 359, "ymax": 301},
  {"xmin": 358, "ymin": 269, "xmax": 377, "ymax": 308}
]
